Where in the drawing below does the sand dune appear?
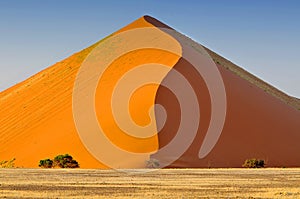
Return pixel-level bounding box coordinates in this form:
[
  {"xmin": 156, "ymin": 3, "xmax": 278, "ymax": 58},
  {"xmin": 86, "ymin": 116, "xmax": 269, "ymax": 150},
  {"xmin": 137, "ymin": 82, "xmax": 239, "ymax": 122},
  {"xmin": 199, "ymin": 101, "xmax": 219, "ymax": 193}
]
[
  {"xmin": 0, "ymin": 16, "xmax": 179, "ymax": 168},
  {"xmin": 0, "ymin": 16, "xmax": 299, "ymax": 168}
]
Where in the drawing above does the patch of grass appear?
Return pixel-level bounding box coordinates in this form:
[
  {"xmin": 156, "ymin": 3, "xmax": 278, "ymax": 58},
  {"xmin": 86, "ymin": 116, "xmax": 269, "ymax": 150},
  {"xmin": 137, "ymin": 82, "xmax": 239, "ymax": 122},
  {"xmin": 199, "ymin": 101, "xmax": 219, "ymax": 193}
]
[
  {"xmin": 243, "ymin": 158, "xmax": 265, "ymax": 168},
  {"xmin": 0, "ymin": 158, "xmax": 16, "ymax": 168}
]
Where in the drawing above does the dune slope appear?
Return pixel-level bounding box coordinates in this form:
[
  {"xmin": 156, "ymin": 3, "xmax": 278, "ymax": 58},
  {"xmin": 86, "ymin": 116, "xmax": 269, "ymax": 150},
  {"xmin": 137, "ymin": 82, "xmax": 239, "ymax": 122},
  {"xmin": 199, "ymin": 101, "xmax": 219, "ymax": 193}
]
[
  {"xmin": 0, "ymin": 15, "xmax": 299, "ymax": 168},
  {"xmin": 0, "ymin": 16, "xmax": 180, "ymax": 168}
]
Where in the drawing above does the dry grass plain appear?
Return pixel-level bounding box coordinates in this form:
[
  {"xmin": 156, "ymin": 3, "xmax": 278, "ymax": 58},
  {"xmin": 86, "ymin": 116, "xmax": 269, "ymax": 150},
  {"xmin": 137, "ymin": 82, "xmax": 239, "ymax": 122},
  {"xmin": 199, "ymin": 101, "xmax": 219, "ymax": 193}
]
[{"xmin": 0, "ymin": 168, "xmax": 299, "ymax": 198}]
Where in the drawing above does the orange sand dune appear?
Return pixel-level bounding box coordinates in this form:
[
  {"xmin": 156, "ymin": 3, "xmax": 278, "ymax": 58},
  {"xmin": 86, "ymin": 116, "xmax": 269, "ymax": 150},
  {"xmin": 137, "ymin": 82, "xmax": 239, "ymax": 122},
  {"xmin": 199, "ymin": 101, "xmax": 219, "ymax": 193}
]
[
  {"xmin": 1, "ymin": 16, "xmax": 299, "ymax": 168},
  {"xmin": 0, "ymin": 16, "xmax": 180, "ymax": 168}
]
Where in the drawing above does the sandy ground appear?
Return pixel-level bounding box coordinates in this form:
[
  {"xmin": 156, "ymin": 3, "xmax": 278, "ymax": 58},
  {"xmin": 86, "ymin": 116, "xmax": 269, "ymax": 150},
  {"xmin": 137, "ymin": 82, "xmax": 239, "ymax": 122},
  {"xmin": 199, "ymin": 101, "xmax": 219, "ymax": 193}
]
[{"xmin": 0, "ymin": 168, "xmax": 299, "ymax": 198}]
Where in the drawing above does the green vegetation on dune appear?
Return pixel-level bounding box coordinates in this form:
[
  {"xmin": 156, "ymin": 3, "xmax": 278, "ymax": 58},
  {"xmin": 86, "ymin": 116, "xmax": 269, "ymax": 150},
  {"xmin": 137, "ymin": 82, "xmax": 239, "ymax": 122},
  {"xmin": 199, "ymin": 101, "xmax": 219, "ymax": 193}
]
[{"xmin": 39, "ymin": 154, "xmax": 79, "ymax": 169}]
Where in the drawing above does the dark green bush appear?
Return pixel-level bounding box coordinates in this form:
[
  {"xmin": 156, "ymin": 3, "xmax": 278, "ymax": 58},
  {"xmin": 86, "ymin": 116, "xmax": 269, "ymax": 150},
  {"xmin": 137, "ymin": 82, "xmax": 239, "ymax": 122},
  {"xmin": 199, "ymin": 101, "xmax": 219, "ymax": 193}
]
[
  {"xmin": 242, "ymin": 158, "xmax": 265, "ymax": 168},
  {"xmin": 39, "ymin": 159, "xmax": 53, "ymax": 168},
  {"xmin": 53, "ymin": 154, "xmax": 79, "ymax": 168},
  {"xmin": 39, "ymin": 154, "xmax": 79, "ymax": 168}
]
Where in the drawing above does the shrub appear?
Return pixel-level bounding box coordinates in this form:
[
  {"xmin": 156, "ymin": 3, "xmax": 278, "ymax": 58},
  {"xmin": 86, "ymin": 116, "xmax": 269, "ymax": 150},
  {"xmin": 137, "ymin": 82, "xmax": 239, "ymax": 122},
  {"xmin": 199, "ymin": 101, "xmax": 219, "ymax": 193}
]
[
  {"xmin": 243, "ymin": 158, "xmax": 265, "ymax": 168},
  {"xmin": 39, "ymin": 154, "xmax": 79, "ymax": 168},
  {"xmin": 53, "ymin": 154, "xmax": 79, "ymax": 168},
  {"xmin": 0, "ymin": 158, "xmax": 16, "ymax": 168},
  {"xmin": 39, "ymin": 159, "xmax": 53, "ymax": 168},
  {"xmin": 146, "ymin": 158, "xmax": 160, "ymax": 168}
]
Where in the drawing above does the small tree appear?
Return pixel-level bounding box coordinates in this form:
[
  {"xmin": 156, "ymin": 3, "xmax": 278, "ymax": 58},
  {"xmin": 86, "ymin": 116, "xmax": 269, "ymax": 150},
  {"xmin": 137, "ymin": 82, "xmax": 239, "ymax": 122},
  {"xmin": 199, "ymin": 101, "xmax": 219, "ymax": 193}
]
[
  {"xmin": 39, "ymin": 159, "xmax": 53, "ymax": 168},
  {"xmin": 146, "ymin": 158, "xmax": 160, "ymax": 168},
  {"xmin": 243, "ymin": 158, "xmax": 265, "ymax": 168},
  {"xmin": 53, "ymin": 154, "xmax": 79, "ymax": 168}
]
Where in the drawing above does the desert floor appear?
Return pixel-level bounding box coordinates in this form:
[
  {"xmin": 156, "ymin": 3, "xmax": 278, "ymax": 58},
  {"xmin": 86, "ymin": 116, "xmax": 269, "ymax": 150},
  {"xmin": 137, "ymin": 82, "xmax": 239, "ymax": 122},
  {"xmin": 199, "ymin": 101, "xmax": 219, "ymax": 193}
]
[{"xmin": 0, "ymin": 168, "xmax": 299, "ymax": 198}]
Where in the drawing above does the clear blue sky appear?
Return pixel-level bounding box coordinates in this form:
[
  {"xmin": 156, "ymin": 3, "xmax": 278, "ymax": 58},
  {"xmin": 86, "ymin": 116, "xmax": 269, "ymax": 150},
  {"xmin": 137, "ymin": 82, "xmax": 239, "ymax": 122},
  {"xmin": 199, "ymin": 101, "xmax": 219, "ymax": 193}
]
[{"xmin": 0, "ymin": 0, "xmax": 299, "ymax": 97}]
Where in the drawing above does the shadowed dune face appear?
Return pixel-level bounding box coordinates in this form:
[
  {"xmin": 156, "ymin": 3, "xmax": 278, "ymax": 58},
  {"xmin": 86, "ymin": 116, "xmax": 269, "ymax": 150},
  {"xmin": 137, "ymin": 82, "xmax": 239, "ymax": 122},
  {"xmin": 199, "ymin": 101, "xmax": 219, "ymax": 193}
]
[
  {"xmin": 152, "ymin": 57, "xmax": 211, "ymax": 161},
  {"xmin": 0, "ymin": 15, "xmax": 299, "ymax": 168},
  {"xmin": 153, "ymin": 61, "xmax": 300, "ymax": 167}
]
